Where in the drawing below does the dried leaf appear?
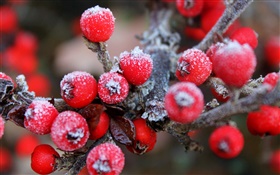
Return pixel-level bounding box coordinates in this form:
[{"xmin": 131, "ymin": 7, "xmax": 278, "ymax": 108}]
[
  {"xmin": 7, "ymin": 105, "xmax": 27, "ymax": 128},
  {"xmin": 110, "ymin": 116, "xmax": 135, "ymax": 146}
]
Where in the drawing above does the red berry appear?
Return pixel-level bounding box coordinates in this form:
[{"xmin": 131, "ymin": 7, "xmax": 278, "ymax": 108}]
[
  {"xmin": 86, "ymin": 142, "xmax": 125, "ymax": 175},
  {"xmin": 0, "ymin": 147, "xmax": 12, "ymax": 172},
  {"xmin": 164, "ymin": 82, "xmax": 204, "ymax": 124},
  {"xmin": 15, "ymin": 134, "xmax": 40, "ymax": 157},
  {"xmin": 184, "ymin": 26, "xmax": 206, "ymax": 41},
  {"xmin": 205, "ymin": 42, "xmax": 225, "ymax": 62},
  {"xmin": 230, "ymin": 27, "xmax": 258, "ymax": 49},
  {"xmin": 98, "ymin": 72, "xmax": 129, "ymax": 104},
  {"xmin": 176, "ymin": 48, "xmax": 212, "ymax": 86},
  {"xmin": 88, "ymin": 112, "xmax": 110, "ymax": 140},
  {"xmin": 201, "ymin": 7, "xmax": 224, "ymax": 33},
  {"xmin": 247, "ymin": 105, "xmax": 280, "ymax": 136},
  {"xmin": 51, "ymin": 111, "xmax": 90, "ymax": 151},
  {"xmin": 269, "ymin": 149, "xmax": 280, "ymax": 173},
  {"xmin": 210, "ymin": 87, "xmax": 230, "ymax": 102},
  {"xmin": 24, "ymin": 99, "xmax": 59, "ymax": 135},
  {"xmin": 126, "ymin": 118, "xmax": 157, "ymax": 155},
  {"xmin": 0, "ymin": 117, "xmax": 4, "ymax": 139},
  {"xmin": 31, "ymin": 144, "xmax": 59, "ymax": 174},
  {"xmin": 209, "ymin": 125, "xmax": 244, "ymax": 159},
  {"xmin": 263, "ymin": 72, "xmax": 280, "ymax": 91},
  {"xmin": 119, "ymin": 47, "xmax": 153, "ymax": 86},
  {"xmin": 60, "ymin": 71, "xmax": 98, "ymax": 108},
  {"xmin": 264, "ymin": 36, "xmax": 280, "ymax": 67},
  {"xmin": 80, "ymin": 6, "xmax": 115, "ymax": 42},
  {"xmin": 26, "ymin": 73, "xmax": 51, "ymax": 97},
  {"xmin": 14, "ymin": 31, "xmax": 38, "ymax": 54},
  {"xmin": 212, "ymin": 41, "xmax": 257, "ymax": 87},
  {"xmin": 202, "ymin": 0, "xmax": 224, "ymax": 10},
  {"xmin": 176, "ymin": 0, "xmax": 204, "ymax": 17},
  {"xmin": 0, "ymin": 6, "xmax": 18, "ymax": 33}
]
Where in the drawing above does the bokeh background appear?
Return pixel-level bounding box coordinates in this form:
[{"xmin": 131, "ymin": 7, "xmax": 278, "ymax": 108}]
[{"xmin": 0, "ymin": 0, "xmax": 279, "ymax": 175}]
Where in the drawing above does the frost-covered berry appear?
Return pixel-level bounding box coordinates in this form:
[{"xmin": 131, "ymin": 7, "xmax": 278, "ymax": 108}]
[
  {"xmin": 80, "ymin": 6, "xmax": 115, "ymax": 42},
  {"xmin": 86, "ymin": 142, "xmax": 125, "ymax": 175},
  {"xmin": 264, "ymin": 36, "xmax": 280, "ymax": 67},
  {"xmin": 209, "ymin": 125, "xmax": 244, "ymax": 159},
  {"xmin": 51, "ymin": 111, "xmax": 89, "ymax": 151},
  {"xmin": 263, "ymin": 72, "xmax": 280, "ymax": 91},
  {"xmin": 212, "ymin": 41, "xmax": 257, "ymax": 87},
  {"xmin": 269, "ymin": 149, "xmax": 280, "ymax": 174},
  {"xmin": 176, "ymin": 48, "xmax": 212, "ymax": 86},
  {"xmin": 176, "ymin": 0, "xmax": 204, "ymax": 17},
  {"xmin": 126, "ymin": 118, "xmax": 157, "ymax": 155},
  {"xmin": 98, "ymin": 72, "xmax": 129, "ymax": 104},
  {"xmin": 230, "ymin": 27, "xmax": 258, "ymax": 49},
  {"xmin": 0, "ymin": 117, "xmax": 4, "ymax": 139},
  {"xmin": 60, "ymin": 71, "xmax": 97, "ymax": 108},
  {"xmin": 31, "ymin": 144, "xmax": 60, "ymax": 174},
  {"xmin": 164, "ymin": 82, "xmax": 204, "ymax": 124},
  {"xmin": 206, "ymin": 42, "xmax": 225, "ymax": 62},
  {"xmin": 119, "ymin": 47, "xmax": 153, "ymax": 86},
  {"xmin": 247, "ymin": 105, "xmax": 280, "ymax": 136},
  {"xmin": 88, "ymin": 112, "xmax": 110, "ymax": 140},
  {"xmin": 24, "ymin": 100, "xmax": 59, "ymax": 135}
]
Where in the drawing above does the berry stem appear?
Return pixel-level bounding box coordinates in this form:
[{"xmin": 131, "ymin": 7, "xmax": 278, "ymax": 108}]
[{"xmin": 195, "ymin": 0, "xmax": 254, "ymax": 51}]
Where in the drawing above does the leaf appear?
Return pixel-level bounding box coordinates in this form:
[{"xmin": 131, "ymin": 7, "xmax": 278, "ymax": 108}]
[
  {"xmin": 110, "ymin": 116, "xmax": 135, "ymax": 146},
  {"xmin": 79, "ymin": 104, "xmax": 105, "ymax": 129}
]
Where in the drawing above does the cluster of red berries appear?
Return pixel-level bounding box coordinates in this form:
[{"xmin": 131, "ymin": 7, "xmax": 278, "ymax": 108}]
[{"xmin": 0, "ymin": 5, "xmax": 51, "ymax": 97}]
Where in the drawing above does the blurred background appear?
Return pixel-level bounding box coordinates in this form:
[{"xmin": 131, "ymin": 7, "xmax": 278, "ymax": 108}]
[{"xmin": 0, "ymin": 0, "xmax": 279, "ymax": 174}]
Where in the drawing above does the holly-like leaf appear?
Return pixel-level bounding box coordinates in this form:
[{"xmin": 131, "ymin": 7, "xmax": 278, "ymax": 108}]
[
  {"xmin": 79, "ymin": 104, "xmax": 105, "ymax": 129},
  {"xmin": 110, "ymin": 116, "xmax": 135, "ymax": 146}
]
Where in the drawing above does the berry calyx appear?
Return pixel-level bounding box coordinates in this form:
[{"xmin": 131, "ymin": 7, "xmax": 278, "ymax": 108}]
[
  {"xmin": 31, "ymin": 144, "xmax": 60, "ymax": 174},
  {"xmin": 269, "ymin": 149, "xmax": 280, "ymax": 174},
  {"xmin": 164, "ymin": 82, "xmax": 204, "ymax": 124},
  {"xmin": 212, "ymin": 41, "xmax": 257, "ymax": 87},
  {"xmin": 229, "ymin": 27, "xmax": 258, "ymax": 49},
  {"xmin": 88, "ymin": 112, "xmax": 110, "ymax": 140},
  {"xmin": 176, "ymin": 0, "xmax": 204, "ymax": 17},
  {"xmin": 209, "ymin": 125, "xmax": 244, "ymax": 159},
  {"xmin": 51, "ymin": 111, "xmax": 90, "ymax": 151},
  {"xmin": 246, "ymin": 105, "xmax": 280, "ymax": 136},
  {"xmin": 60, "ymin": 71, "xmax": 98, "ymax": 108},
  {"xmin": 0, "ymin": 117, "xmax": 4, "ymax": 139},
  {"xmin": 119, "ymin": 47, "xmax": 153, "ymax": 86},
  {"xmin": 126, "ymin": 118, "xmax": 157, "ymax": 155},
  {"xmin": 80, "ymin": 6, "xmax": 115, "ymax": 42},
  {"xmin": 86, "ymin": 142, "xmax": 125, "ymax": 175},
  {"xmin": 98, "ymin": 72, "xmax": 129, "ymax": 104},
  {"xmin": 176, "ymin": 48, "xmax": 212, "ymax": 86},
  {"xmin": 24, "ymin": 99, "xmax": 59, "ymax": 135},
  {"xmin": 15, "ymin": 134, "xmax": 40, "ymax": 157}
]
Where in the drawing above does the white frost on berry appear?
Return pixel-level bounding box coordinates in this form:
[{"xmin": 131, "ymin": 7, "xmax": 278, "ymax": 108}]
[
  {"xmin": 67, "ymin": 128, "xmax": 85, "ymax": 144},
  {"xmin": 175, "ymin": 91, "xmax": 194, "ymax": 107},
  {"xmin": 106, "ymin": 79, "xmax": 121, "ymax": 95},
  {"xmin": 93, "ymin": 159, "xmax": 111, "ymax": 173}
]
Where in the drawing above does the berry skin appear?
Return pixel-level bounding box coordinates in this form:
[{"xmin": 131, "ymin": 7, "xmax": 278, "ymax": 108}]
[
  {"xmin": 0, "ymin": 117, "xmax": 4, "ymax": 139},
  {"xmin": 14, "ymin": 31, "xmax": 38, "ymax": 54},
  {"xmin": 31, "ymin": 144, "xmax": 60, "ymax": 174},
  {"xmin": 15, "ymin": 134, "xmax": 40, "ymax": 157},
  {"xmin": 264, "ymin": 36, "xmax": 280, "ymax": 67},
  {"xmin": 86, "ymin": 142, "xmax": 125, "ymax": 175},
  {"xmin": 98, "ymin": 72, "xmax": 129, "ymax": 104},
  {"xmin": 80, "ymin": 6, "xmax": 115, "ymax": 42},
  {"xmin": 126, "ymin": 118, "xmax": 157, "ymax": 155},
  {"xmin": 269, "ymin": 149, "xmax": 280, "ymax": 174},
  {"xmin": 164, "ymin": 82, "xmax": 204, "ymax": 124},
  {"xmin": 88, "ymin": 112, "xmax": 110, "ymax": 140},
  {"xmin": 206, "ymin": 42, "xmax": 225, "ymax": 62},
  {"xmin": 60, "ymin": 71, "xmax": 98, "ymax": 108},
  {"xmin": 176, "ymin": 0, "xmax": 204, "ymax": 17},
  {"xmin": 201, "ymin": 8, "xmax": 224, "ymax": 33},
  {"xmin": 212, "ymin": 41, "xmax": 257, "ymax": 87},
  {"xmin": 0, "ymin": 6, "xmax": 18, "ymax": 33},
  {"xmin": 0, "ymin": 147, "xmax": 12, "ymax": 172},
  {"xmin": 176, "ymin": 48, "xmax": 212, "ymax": 86},
  {"xmin": 263, "ymin": 72, "xmax": 280, "ymax": 91},
  {"xmin": 51, "ymin": 111, "xmax": 90, "ymax": 151},
  {"xmin": 119, "ymin": 47, "xmax": 153, "ymax": 86},
  {"xmin": 246, "ymin": 105, "xmax": 280, "ymax": 136},
  {"xmin": 27, "ymin": 73, "xmax": 51, "ymax": 97},
  {"xmin": 230, "ymin": 27, "xmax": 258, "ymax": 49},
  {"xmin": 184, "ymin": 26, "xmax": 206, "ymax": 41},
  {"xmin": 209, "ymin": 125, "xmax": 244, "ymax": 159},
  {"xmin": 24, "ymin": 99, "xmax": 59, "ymax": 135}
]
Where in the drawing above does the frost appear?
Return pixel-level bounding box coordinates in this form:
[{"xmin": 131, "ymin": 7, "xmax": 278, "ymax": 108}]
[
  {"xmin": 106, "ymin": 79, "xmax": 121, "ymax": 95},
  {"xmin": 93, "ymin": 159, "xmax": 111, "ymax": 173},
  {"xmin": 175, "ymin": 91, "xmax": 194, "ymax": 107},
  {"xmin": 67, "ymin": 128, "xmax": 85, "ymax": 144}
]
